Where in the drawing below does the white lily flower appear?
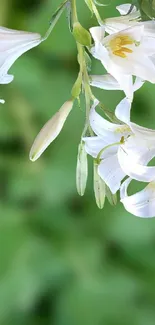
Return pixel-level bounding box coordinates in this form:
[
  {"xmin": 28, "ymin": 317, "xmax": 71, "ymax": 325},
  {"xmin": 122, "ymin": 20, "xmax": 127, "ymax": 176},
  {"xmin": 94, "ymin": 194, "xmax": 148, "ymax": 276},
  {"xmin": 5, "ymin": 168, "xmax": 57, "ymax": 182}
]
[
  {"xmin": 0, "ymin": 26, "xmax": 41, "ymax": 84},
  {"xmin": 120, "ymin": 178, "xmax": 155, "ymax": 218},
  {"xmin": 29, "ymin": 100, "xmax": 73, "ymax": 162},
  {"xmin": 90, "ymin": 25, "xmax": 155, "ymax": 100},
  {"xmin": 83, "ymin": 98, "xmax": 155, "ymax": 194}
]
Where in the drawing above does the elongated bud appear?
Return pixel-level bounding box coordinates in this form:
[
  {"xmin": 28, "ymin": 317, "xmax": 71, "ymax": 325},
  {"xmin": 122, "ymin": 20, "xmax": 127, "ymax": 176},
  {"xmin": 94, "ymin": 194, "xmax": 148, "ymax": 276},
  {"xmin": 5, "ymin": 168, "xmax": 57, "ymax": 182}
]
[
  {"xmin": 76, "ymin": 142, "xmax": 88, "ymax": 196},
  {"xmin": 29, "ymin": 100, "xmax": 73, "ymax": 162},
  {"xmin": 73, "ymin": 22, "xmax": 91, "ymax": 46},
  {"xmin": 105, "ymin": 185, "xmax": 117, "ymax": 206},
  {"xmin": 94, "ymin": 161, "xmax": 105, "ymax": 209}
]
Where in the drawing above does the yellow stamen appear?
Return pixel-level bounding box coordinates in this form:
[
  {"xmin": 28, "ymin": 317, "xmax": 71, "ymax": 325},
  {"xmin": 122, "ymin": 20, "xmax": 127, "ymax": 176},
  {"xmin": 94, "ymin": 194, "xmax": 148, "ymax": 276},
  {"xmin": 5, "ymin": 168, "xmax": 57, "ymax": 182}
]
[{"xmin": 109, "ymin": 35, "xmax": 134, "ymax": 58}]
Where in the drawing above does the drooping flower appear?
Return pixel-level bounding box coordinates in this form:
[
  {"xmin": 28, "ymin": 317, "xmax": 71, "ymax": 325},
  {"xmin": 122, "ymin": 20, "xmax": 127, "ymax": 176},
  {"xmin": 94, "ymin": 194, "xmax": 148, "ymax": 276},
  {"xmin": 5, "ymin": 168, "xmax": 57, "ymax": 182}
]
[
  {"xmin": 83, "ymin": 98, "xmax": 155, "ymax": 194},
  {"xmin": 90, "ymin": 25, "xmax": 155, "ymax": 100},
  {"xmin": 29, "ymin": 100, "xmax": 73, "ymax": 162},
  {"xmin": 0, "ymin": 26, "xmax": 42, "ymax": 84},
  {"xmin": 120, "ymin": 178, "xmax": 155, "ymax": 218}
]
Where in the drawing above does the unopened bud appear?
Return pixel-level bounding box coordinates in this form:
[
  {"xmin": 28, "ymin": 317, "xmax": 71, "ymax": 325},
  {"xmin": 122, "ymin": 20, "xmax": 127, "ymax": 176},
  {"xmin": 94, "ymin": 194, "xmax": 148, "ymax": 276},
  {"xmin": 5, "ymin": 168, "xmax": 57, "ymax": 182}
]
[
  {"xmin": 73, "ymin": 22, "xmax": 91, "ymax": 46},
  {"xmin": 94, "ymin": 161, "xmax": 105, "ymax": 209},
  {"xmin": 76, "ymin": 142, "xmax": 88, "ymax": 196},
  {"xmin": 29, "ymin": 100, "xmax": 73, "ymax": 162},
  {"xmin": 105, "ymin": 185, "xmax": 117, "ymax": 206}
]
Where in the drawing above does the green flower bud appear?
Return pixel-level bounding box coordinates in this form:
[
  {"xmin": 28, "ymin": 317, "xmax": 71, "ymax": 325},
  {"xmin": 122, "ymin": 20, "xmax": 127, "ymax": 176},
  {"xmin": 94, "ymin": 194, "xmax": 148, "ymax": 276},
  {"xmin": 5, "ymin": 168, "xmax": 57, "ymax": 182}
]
[{"xmin": 73, "ymin": 22, "xmax": 92, "ymax": 46}]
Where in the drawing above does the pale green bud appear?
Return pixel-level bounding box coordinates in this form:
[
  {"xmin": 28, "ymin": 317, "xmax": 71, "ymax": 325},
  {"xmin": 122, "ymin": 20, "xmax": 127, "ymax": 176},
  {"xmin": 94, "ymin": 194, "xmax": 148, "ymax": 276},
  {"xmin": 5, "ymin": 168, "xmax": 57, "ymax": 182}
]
[
  {"xmin": 29, "ymin": 100, "xmax": 73, "ymax": 162},
  {"xmin": 105, "ymin": 185, "xmax": 117, "ymax": 206},
  {"xmin": 94, "ymin": 162, "xmax": 105, "ymax": 209},
  {"xmin": 76, "ymin": 142, "xmax": 88, "ymax": 196},
  {"xmin": 73, "ymin": 22, "xmax": 91, "ymax": 46}
]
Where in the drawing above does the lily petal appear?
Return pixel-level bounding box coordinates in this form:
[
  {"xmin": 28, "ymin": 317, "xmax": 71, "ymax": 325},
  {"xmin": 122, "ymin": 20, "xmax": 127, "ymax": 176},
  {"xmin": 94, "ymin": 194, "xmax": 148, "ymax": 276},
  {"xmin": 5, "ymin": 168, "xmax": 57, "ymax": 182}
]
[
  {"xmin": 83, "ymin": 136, "xmax": 118, "ymax": 158},
  {"xmin": 98, "ymin": 154, "xmax": 125, "ymax": 194},
  {"xmin": 116, "ymin": 4, "xmax": 138, "ymax": 15},
  {"xmin": 89, "ymin": 101, "xmax": 130, "ymax": 142},
  {"xmin": 115, "ymin": 97, "xmax": 131, "ymax": 124},
  {"xmin": 90, "ymin": 74, "xmax": 120, "ymax": 90},
  {"xmin": 118, "ymin": 137, "xmax": 155, "ymax": 182},
  {"xmin": 120, "ymin": 178, "xmax": 155, "ymax": 218}
]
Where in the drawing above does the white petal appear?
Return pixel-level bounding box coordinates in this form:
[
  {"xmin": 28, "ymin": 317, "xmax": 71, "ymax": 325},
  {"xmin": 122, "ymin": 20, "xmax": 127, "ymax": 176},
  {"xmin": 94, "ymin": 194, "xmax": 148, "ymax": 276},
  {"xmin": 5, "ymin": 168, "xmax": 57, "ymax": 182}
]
[
  {"xmin": 0, "ymin": 98, "xmax": 5, "ymax": 104},
  {"xmin": 107, "ymin": 66, "xmax": 134, "ymax": 101},
  {"xmin": 133, "ymin": 77, "xmax": 145, "ymax": 91},
  {"xmin": 130, "ymin": 122, "xmax": 155, "ymax": 141},
  {"xmin": 0, "ymin": 74, "xmax": 14, "ymax": 84},
  {"xmin": 118, "ymin": 138, "xmax": 155, "ymax": 182},
  {"xmin": 29, "ymin": 100, "xmax": 73, "ymax": 161},
  {"xmin": 120, "ymin": 178, "xmax": 155, "ymax": 218},
  {"xmin": 116, "ymin": 4, "xmax": 137, "ymax": 15},
  {"xmin": 0, "ymin": 29, "xmax": 41, "ymax": 82},
  {"xmin": 83, "ymin": 136, "xmax": 118, "ymax": 158},
  {"xmin": 104, "ymin": 19, "xmax": 132, "ymax": 35},
  {"xmin": 98, "ymin": 154, "xmax": 125, "ymax": 194},
  {"xmin": 89, "ymin": 26, "xmax": 105, "ymax": 43},
  {"xmin": 89, "ymin": 103, "xmax": 130, "ymax": 142},
  {"xmin": 129, "ymin": 54, "xmax": 155, "ymax": 83},
  {"xmin": 115, "ymin": 97, "xmax": 131, "ymax": 124},
  {"xmin": 90, "ymin": 74, "xmax": 120, "ymax": 90},
  {"xmin": 143, "ymin": 21, "xmax": 155, "ymax": 37}
]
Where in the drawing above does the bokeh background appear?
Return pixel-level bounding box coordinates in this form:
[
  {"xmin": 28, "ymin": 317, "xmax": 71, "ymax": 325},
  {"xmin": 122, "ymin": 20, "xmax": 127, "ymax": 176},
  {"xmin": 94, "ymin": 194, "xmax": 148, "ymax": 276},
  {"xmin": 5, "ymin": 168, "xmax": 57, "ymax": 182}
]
[{"xmin": 1, "ymin": 0, "xmax": 155, "ymax": 324}]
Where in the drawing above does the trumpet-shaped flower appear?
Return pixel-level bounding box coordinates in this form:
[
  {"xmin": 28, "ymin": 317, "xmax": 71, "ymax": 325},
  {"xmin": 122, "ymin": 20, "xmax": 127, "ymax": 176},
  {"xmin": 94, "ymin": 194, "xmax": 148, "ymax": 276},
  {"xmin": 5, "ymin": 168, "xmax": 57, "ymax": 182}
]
[
  {"xmin": 120, "ymin": 178, "xmax": 155, "ymax": 218},
  {"xmin": 0, "ymin": 26, "xmax": 41, "ymax": 84},
  {"xmin": 90, "ymin": 25, "xmax": 155, "ymax": 100},
  {"xmin": 83, "ymin": 98, "xmax": 155, "ymax": 194}
]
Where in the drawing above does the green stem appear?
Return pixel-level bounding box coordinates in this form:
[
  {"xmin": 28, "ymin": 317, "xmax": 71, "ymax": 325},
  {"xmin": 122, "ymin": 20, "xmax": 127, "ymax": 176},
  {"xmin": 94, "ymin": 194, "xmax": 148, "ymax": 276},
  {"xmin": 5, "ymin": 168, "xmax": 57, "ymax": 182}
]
[
  {"xmin": 42, "ymin": 0, "xmax": 68, "ymax": 41},
  {"xmin": 71, "ymin": 0, "xmax": 78, "ymax": 22},
  {"xmin": 96, "ymin": 142, "xmax": 120, "ymax": 164}
]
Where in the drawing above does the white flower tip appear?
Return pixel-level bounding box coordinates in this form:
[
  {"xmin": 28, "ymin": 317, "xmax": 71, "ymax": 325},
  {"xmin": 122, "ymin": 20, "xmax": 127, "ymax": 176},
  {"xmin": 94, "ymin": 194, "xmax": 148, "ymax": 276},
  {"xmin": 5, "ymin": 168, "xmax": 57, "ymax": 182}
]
[
  {"xmin": 0, "ymin": 99, "xmax": 5, "ymax": 104},
  {"xmin": 29, "ymin": 100, "xmax": 73, "ymax": 162}
]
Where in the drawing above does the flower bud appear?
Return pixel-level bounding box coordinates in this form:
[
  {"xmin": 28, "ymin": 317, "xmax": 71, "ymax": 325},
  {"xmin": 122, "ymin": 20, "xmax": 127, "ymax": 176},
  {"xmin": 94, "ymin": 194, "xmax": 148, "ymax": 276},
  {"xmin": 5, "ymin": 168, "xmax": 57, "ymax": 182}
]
[
  {"xmin": 29, "ymin": 100, "xmax": 73, "ymax": 162},
  {"xmin": 94, "ymin": 162, "xmax": 105, "ymax": 209},
  {"xmin": 76, "ymin": 142, "xmax": 88, "ymax": 196},
  {"xmin": 73, "ymin": 22, "xmax": 91, "ymax": 46},
  {"xmin": 105, "ymin": 185, "xmax": 117, "ymax": 206},
  {"xmin": 0, "ymin": 26, "xmax": 41, "ymax": 84}
]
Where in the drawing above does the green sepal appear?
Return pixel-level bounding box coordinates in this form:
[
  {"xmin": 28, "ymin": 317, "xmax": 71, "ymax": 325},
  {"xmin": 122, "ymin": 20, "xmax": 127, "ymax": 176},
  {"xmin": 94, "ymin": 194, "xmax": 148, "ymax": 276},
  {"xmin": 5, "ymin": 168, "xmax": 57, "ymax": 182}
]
[
  {"xmin": 71, "ymin": 71, "xmax": 82, "ymax": 99},
  {"xmin": 73, "ymin": 22, "xmax": 92, "ymax": 46},
  {"xmin": 105, "ymin": 185, "xmax": 117, "ymax": 206}
]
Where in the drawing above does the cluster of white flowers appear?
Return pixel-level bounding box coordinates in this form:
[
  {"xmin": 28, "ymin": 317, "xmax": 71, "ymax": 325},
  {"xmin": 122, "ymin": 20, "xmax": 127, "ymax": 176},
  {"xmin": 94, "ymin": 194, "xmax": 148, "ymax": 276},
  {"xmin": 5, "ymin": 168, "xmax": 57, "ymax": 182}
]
[
  {"xmin": 2, "ymin": 2, "xmax": 155, "ymax": 218},
  {"xmin": 29, "ymin": 2, "xmax": 155, "ymax": 218},
  {"xmin": 83, "ymin": 4, "xmax": 155, "ymax": 217}
]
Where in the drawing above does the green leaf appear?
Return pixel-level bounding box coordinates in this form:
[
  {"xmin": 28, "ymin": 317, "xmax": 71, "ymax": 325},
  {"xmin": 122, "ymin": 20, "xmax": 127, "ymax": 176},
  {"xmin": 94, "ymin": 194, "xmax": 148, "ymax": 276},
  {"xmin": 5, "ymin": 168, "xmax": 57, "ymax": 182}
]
[
  {"xmin": 43, "ymin": 0, "xmax": 68, "ymax": 40},
  {"xmin": 84, "ymin": 0, "xmax": 94, "ymax": 13}
]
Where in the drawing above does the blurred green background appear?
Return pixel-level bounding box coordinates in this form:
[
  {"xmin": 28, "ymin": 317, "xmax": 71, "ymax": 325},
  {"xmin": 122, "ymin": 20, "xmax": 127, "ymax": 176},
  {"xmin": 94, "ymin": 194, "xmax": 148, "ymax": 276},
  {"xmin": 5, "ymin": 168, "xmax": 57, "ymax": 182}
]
[{"xmin": 1, "ymin": 0, "xmax": 155, "ymax": 324}]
